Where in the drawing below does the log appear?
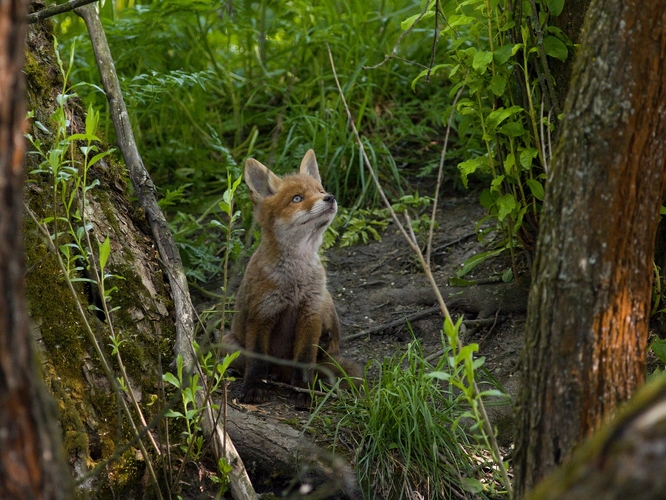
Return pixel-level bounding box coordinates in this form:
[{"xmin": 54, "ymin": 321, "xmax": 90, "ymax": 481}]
[{"xmin": 224, "ymin": 406, "xmax": 359, "ymax": 497}]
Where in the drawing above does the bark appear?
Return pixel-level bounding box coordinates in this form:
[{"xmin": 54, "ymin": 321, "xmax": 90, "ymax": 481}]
[
  {"xmin": 0, "ymin": 0, "xmax": 73, "ymax": 497},
  {"xmin": 515, "ymin": 0, "xmax": 666, "ymax": 497},
  {"xmin": 24, "ymin": 20, "xmax": 175, "ymax": 496}
]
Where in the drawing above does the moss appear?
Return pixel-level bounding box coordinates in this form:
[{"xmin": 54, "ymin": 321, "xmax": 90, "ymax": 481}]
[
  {"xmin": 25, "ymin": 226, "xmax": 87, "ymax": 378},
  {"xmin": 96, "ymin": 449, "xmax": 146, "ymax": 499}
]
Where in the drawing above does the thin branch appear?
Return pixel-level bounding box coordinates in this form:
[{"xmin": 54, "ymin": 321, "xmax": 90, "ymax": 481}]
[
  {"xmin": 27, "ymin": 0, "xmax": 99, "ymax": 23},
  {"xmin": 426, "ymin": 84, "xmax": 465, "ymax": 266},
  {"xmin": 363, "ymin": 0, "xmax": 433, "ymax": 70},
  {"xmin": 433, "ymin": 231, "xmax": 477, "ymax": 253},
  {"xmin": 345, "ymin": 306, "xmax": 441, "ymax": 341},
  {"xmin": 327, "ymin": 41, "xmax": 453, "ymax": 325},
  {"xmin": 426, "ymin": 0, "xmax": 440, "ymax": 82},
  {"xmin": 527, "ymin": 0, "xmax": 561, "ymax": 115}
]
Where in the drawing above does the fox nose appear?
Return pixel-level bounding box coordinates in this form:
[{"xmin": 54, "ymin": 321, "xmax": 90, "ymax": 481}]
[{"xmin": 323, "ymin": 194, "xmax": 336, "ymax": 203}]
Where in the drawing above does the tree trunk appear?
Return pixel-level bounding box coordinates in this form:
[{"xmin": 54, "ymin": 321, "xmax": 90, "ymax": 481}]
[
  {"xmin": 0, "ymin": 0, "xmax": 73, "ymax": 497},
  {"xmin": 514, "ymin": 0, "xmax": 666, "ymax": 497}
]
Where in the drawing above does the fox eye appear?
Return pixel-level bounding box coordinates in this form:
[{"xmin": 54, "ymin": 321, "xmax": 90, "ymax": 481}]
[{"xmin": 292, "ymin": 195, "xmax": 303, "ymax": 203}]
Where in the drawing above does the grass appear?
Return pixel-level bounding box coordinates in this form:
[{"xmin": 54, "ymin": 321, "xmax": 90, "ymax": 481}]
[{"xmin": 311, "ymin": 336, "xmax": 509, "ymax": 500}]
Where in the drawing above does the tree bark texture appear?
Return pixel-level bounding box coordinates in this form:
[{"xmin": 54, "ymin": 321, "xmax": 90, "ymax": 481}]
[
  {"xmin": 514, "ymin": 0, "xmax": 666, "ymax": 497},
  {"xmin": 0, "ymin": 0, "xmax": 73, "ymax": 497}
]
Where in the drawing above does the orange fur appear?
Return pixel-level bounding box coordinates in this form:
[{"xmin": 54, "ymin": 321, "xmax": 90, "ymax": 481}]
[{"xmin": 224, "ymin": 150, "xmax": 361, "ymax": 409}]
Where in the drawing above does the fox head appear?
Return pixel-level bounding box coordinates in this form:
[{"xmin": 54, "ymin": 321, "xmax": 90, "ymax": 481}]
[{"xmin": 244, "ymin": 150, "xmax": 337, "ymax": 256}]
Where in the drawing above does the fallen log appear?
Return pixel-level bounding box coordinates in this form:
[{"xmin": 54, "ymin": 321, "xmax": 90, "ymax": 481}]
[{"xmin": 224, "ymin": 405, "xmax": 360, "ymax": 498}]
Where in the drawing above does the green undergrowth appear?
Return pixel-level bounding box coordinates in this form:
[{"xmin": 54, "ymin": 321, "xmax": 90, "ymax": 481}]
[
  {"xmin": 309, "ymin": 322, "xmax": 511, "ymax": 500},
  {"xmin": 52, "ymin": 0, "xmax": 455, "ymax": 283}
]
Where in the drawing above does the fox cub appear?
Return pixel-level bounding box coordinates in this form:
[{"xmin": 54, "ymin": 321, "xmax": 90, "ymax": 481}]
[{"xmin": 224, "ymin": 150, "xmax": 360, "ymax": 409}]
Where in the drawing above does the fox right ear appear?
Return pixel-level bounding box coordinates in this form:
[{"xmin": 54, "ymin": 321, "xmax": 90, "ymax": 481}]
[{"xmin": 245, "ymin": 158, "xmax": 282, "ymax": 201}]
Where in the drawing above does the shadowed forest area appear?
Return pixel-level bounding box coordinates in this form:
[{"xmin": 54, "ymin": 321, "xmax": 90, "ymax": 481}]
[{"xmin": 2, "ymin": 0, "xmax": 666, "ymax": 499}]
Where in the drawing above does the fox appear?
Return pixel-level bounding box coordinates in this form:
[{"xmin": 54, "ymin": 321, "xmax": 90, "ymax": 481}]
[{"xmin": 223, "ymin": 149, "xmax": 361, "ymax": 409}]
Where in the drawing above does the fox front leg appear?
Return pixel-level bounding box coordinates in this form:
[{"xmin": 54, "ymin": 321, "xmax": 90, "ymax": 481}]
[
  {"xmin": 240, "ymin": 319, "xmax": 274, "ymax": 404},
  {"xmin": 290, "ymin": 314, "xmax": 322, "ymax": 409}
]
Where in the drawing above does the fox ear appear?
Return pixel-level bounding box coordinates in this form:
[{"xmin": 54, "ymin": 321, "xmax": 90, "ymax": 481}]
[
  {"xmin": 245, "ymin": 158, "xmax": 282, "ymax": 201},
  {"xmin": 299, "ymin": 149, "xmax": 321, "ymax": 184}
]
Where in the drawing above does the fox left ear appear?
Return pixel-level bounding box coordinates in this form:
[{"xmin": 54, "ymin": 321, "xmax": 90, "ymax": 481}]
[{"xmin": 299, "ymin": 149, "xmax": 321, "ymax": 184}]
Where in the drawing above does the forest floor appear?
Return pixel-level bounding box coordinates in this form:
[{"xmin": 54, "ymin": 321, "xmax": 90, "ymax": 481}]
[{"xmin": 198, "ymin": 192, "xmax": 530, "ymax": 496}]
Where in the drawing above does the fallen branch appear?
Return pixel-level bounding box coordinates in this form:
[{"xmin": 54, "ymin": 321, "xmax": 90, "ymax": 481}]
[
  {"xmin": 75, "ymin": 5, "xmax": 256, "ymax": 499},
  {"xmin": 433, "ymin": 231, "xmax": 477, "ymax": 253},
  {"xmin": 345, "ymin": 306, "xmax": 441, "ymax": 341},
  {"xmin": 28, "ymin": 0, "xmax": 99, "ymax": 23},
  {"xmin": 347, "ymin": 308, "xmax": 503, "ymax": 344}
]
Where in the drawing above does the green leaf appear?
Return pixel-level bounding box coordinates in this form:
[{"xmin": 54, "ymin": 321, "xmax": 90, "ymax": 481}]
[
  {"xmin": 497, "ymin": 193, "xmax": 517, "ymax": 221},
  {"xmin": 525, "ymin": 179, "xmax": 545, "ymax": 200},
  {"xmin": 411, "ymin": 64, "xmax": 449, "ymax": 90},
  {"xmin": 545, "ymin": 0, "xmax": 564, "ymax": 16},
  {"xmin": 490, "ymin": 175, "xmax": 504, "ymax": 193},
  {"xmin": 458, "ymin": 156, "xmax": 489, "ymax": 188},
  {"xmin": 489, "ymin": 74, "xmax": 507, "ymax": 96},
  {"xmin": 486, "ymin": 106, "xmax": 522, "ymax": 130},
  {"xmin": 461, "ymin": 477, "xmax": 484, "ymax": 493},
  {"xmin": 493, "ymin": 44, "xmax": 516, "ymax": 65},
  {"xmin": 650, "ymin": 338, "xmax": 666, "ymax": 364},
  {"xmin": 544, "ymin": 35, "xmax": 568, "ymax": 62},
  {"xmin": 98, "ymin": 236, "xmax": 111, "ymax": 272},
  {"xmin": 427, "ymin": 371, "xmax": 452, "ymax": 381},
  {"xmin": 502, "ymin": 268, "xmax": 514, "ymax": 282},
  {"xmin": 498, "ymin": 121, "xmax": 526, "ymax": 137},
  {"xmin": 401, "ymin": 10, "xmax": 435, "ymax": 31},
  {"xmin": 479, "ymin": 188, "xmax": 496, "ymax": 209},
  {"xmin": 448, "ymin": 277, "xmax": 476, "ymax": 286},
  {"xmin": 457, "ymin": 246, "xmax": 507, "ymax": 277},
  {"xmin": 520, "ymin": 147, "xmax": 539, "ymax": 169},
  {"xmin": 472, "ymin": 51, "xmax": 494, "ymax": 73}
]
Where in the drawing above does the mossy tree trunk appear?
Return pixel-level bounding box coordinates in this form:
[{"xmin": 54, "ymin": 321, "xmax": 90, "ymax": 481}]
[
  {"xmin": 514, "ymin": 0, "xmax": 666, "ymax": 497},
  {"xmin": 23, "ymin": 17, "xmax": 178, "ymax": 497},
  {"xmin": 0, "ymin": 0, "xmax": 73, "ymax": 497}
]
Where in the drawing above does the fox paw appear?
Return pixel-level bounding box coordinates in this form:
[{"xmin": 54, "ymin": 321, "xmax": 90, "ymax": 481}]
[
  {"xmin": 290, "ymin": 391, "xmax": 312, "ymax": 410},
  {"xmin": 240, "ymin": 386, "xmax": 270, "ymax": 404}
]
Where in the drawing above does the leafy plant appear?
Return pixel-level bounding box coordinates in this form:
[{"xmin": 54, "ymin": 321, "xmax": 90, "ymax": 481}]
[
  {"xmin": 405, "ymin": 0, "xmax": 572, "ymax": 272},
  {"xmin": 57, "ymin": 0, "xmax": 451, "ymax": 215},
  {"xmin": 163, "ymin": 349, "xmax": 239, "ymax": 494}
]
